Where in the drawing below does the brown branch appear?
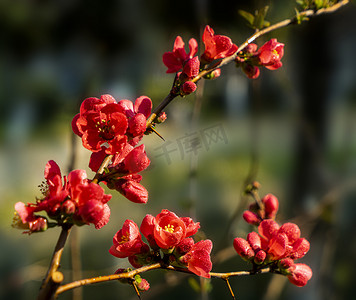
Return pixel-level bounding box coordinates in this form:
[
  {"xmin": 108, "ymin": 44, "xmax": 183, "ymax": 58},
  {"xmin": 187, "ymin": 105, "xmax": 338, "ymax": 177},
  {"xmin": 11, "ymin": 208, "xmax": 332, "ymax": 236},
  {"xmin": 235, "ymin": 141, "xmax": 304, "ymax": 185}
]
[
  {"xmin": 56, "ymin": 262, "xmax": 271, "ymax": 297},
  {"xmin": 55, "ymin": 263, "xmax": 162, "ymax": 296},
  {"xmin": 37, "ymin": 225, "xmax": 72, "ymax": 300},
  {"xmin": 91, "ymin": 154, "xmax": 113, "ymax": 184}
]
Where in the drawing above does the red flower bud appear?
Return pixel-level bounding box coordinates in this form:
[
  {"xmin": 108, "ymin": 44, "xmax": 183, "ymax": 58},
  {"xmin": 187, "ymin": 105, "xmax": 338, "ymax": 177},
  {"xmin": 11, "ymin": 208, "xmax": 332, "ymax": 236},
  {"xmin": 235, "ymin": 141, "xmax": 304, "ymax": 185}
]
[
  {"xmin": 181, "ymin": 81, "xmax": 197, "ymax": 95},
  {"xmin": 254, "ymin": 249, "xmax": 266, "ymax": 264},
  {"xmin": 262, "ymin": 193, "xmax": 279, "ymax": 219},
  {"xmin": 243, "ymin": 210, "xmax": 260, "ymax": 225},
  {"xmin": 233, "ymin": 237, "xmax": 254, "ymax": 260},
  {"xmin": 287, "ymin": 263, "xmax": 312, "ymax": 287}
]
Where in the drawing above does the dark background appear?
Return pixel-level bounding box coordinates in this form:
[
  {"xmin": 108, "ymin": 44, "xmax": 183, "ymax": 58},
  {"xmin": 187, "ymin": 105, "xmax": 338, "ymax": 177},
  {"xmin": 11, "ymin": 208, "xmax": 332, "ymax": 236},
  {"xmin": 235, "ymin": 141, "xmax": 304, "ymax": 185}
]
[{"xmin": 1, "ymin": 1, "xmax": 356, "ymax": 300}]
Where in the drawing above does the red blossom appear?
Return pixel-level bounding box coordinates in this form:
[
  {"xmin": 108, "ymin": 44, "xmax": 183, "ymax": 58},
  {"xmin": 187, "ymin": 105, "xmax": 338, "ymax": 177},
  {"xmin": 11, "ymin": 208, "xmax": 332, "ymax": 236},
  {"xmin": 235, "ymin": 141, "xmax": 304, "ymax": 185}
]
[
  {"xmin": 201, "ymin": 25, "xmax": 238, "ymax": 63},
  {"xmin": 153, "ymin": 209, "xmax": 187, "ymax": 249},
  {"xmin": 72, "ymin": 95, "xmax": 129, "ymax": 154},
  {"xmin": 257, "ymin": 39, "xmax": 284, "ymax": 70},
  {"xmin": 109, "ymin": 219, "xmax": 149, "ymax": 258},
  {"xmin": 181, "ymin": 240, "xmax": 213, "ymax": 278},
  {"xmin": 13, "ymin": 160, "xmax": 113, "ymax": 232},
  {"xmin": 140, "ymin": 209, "xmax": 199, "ymax": 250},
  {"xmin": 163, "ymin": 36, "xmax": 198, "ymax": 73}
]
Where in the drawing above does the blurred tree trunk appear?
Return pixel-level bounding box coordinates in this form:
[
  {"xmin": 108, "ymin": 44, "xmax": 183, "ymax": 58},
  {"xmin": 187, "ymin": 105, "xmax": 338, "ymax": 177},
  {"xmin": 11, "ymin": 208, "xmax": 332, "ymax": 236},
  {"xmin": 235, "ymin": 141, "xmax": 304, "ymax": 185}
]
[{"xmin": 289, "ymin": 16, "xmax": 334, "ymax": 212}]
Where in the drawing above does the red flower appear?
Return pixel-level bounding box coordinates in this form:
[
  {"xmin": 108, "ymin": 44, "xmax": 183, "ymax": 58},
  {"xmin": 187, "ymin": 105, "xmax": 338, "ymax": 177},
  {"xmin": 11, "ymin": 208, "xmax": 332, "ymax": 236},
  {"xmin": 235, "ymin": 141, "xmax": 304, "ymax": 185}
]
[
  {"xmin": 163, "ymin": 36, "xmax": 198, "ymax": 73},
  {"xmin": 234, "ymin": 219, "xmax": 310, "ymax": 264},
  {"xmin": 13, "ymin": 160, "xmax": 113, "ymax": 232},
  {"xmin": 153, "ymin": 209, "xmax": 187, "ymax": 249},
  {"xmin": 201, "ymin": 25, "xmax": 238, "ymax": 63},
  {"xmin": 140, "ymin": 209, "xmax": 200, "ymax": 250},
  {"xmin": 109, "ymin": 219, "xmax": 149, "ymax": 258},
  {"xmin": 72, "ymin": 95, "xmax": 129, "ymax": 154},
  {"xmin": 180, "ymin": 240, "xmax": 213, "ymax": 278},
  {"xmin": 257, "ymin": 39, "xmax": 284, "ymax": 70},
  {"xmin": 72, "ymin": 180, "xmax": 112, "ymax": 229}
]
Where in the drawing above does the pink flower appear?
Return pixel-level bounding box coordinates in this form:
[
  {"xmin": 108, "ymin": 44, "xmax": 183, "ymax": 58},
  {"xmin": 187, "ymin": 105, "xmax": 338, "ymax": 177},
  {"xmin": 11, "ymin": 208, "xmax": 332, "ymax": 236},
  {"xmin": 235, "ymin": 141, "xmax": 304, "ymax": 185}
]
[
  {"xmin": 201, "ymin": 25, "xmax": 238, "ymax": 63},
  {"xmin": 163, "ymin": 36, "xmax": 198, "ymax": 73},
  {"xmin": 109, "ymin": 219, "xmax": 149, "ymax": 258},
  {"xmin": 257, "ymin": 39, "xmax": 284, "ymax": 70},
  {"xmin": 181, "ymin": 240, "xmax": 213, "ymax": 278}
]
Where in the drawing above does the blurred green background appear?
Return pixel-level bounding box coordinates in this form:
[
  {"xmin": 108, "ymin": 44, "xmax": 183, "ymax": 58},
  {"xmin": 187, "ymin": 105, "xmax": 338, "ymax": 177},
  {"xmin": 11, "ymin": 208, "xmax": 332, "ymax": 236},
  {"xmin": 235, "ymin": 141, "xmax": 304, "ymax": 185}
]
[{"xmin": 1, "ymin": 1, "xmax": 356, "ymax": 300}]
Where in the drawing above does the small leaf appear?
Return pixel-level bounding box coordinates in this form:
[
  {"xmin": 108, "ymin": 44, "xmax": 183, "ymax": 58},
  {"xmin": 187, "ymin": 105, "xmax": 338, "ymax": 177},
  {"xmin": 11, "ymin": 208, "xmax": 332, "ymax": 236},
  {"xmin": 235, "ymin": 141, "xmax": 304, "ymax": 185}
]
[
  {"xmin": 253, "ymin": 6, "xmax": 270, "ymax": 30},
  {"xmin": 238, "ymin": 9, "xmax": 255, "ymax": 25}
]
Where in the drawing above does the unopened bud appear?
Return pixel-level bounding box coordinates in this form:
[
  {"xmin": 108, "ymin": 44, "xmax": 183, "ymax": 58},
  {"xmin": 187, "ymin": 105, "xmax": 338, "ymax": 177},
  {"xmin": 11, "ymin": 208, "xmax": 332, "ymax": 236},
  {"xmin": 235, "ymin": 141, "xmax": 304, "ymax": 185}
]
[
  {"xmin": 181, "ymin": 81, "xmax": 197, "ymax": 95},
  {"xmin": 233, "ymin": 237, "xmax": 254, "ymax": 260},
  {"xmin": 157, "ymin": 111, "xmax": 167, "ymax": 123},
  {"xmin": 243, "ymin": 210, "xmax": 260, "ymax": 226},
  {"xmin": 62, "ymin": 200, "xmax": 76, "ymax": 215},
  {"xmin": 254, "ymin": 249, "xmax": 266, "ymax": 264},
  {"xmin": 262, "ymin": 194, "xmax": 279, "ymax": 219}
]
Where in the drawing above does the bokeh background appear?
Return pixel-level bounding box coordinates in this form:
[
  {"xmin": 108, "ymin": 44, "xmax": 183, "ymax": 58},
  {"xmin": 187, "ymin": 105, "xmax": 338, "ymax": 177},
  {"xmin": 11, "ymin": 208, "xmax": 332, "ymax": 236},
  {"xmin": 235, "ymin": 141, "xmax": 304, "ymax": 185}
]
[{"xmin": 1, "ymin": 1, "xmax": 356, "ymax": 300}]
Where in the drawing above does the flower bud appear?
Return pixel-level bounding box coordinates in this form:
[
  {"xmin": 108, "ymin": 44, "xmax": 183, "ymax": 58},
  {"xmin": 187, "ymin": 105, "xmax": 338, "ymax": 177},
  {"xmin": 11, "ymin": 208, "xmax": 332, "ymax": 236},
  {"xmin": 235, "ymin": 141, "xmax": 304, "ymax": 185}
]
[
  {"xmin": 62, "ymin": 200, "xmax": 76, "ymax": 215},
  {"xmin": 128, "ymin": 113, "xmax": 147, "ymax": 137},
  {"xmin": 183, "ymin": 56, "xmax": 200, "ymax": 78},
  {"xmin": 157, "ymin": 111, "xmax": 167, "ymax": 123},
  {"xmin": 243, "ymin": 210, "xmax": 260, "ymax": 226},
  {"xmin": 181, "ymin": 81, "xmax": 197, "ymax": 95},
  {"xmin": 233, "ymin": 237, "xmax": 254, "ymax": 260},
  {"xmin": 175, "ymin": 238, "xmax": 194, "ymax": 255},
  {"xmin": 254, "ymin": 249, "xmax": 266, "ymax": 264},
  {"xmin": 287, "ymin": 263, "xmax": 312, "ymax": 287},
  {"xmin": 136, "ymin": 278, "xmax": 150, "ymax": 291},
  {"xmin": 262, "ymin": 194, "xmax": 279, "ymax": 219}
]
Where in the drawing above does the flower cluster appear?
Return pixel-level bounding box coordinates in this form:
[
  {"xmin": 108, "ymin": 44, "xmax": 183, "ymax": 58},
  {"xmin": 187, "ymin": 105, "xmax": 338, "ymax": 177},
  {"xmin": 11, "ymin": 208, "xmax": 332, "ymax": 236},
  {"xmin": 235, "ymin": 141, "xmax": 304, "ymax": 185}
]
[
  {"xmin": 163, "ymin": 25, "xmax": 237, "ymax": 95},
  {"xmin": 72, "ymin": 94, "xmax": 153, "ymax": 203},
  {"xmin": 109, "ymin": 209, "xmax": 213, "ymax": 283},
  {"xmin": 13, "ymin": 160, "xmax": 112, "ymax": 234},
  {"xmin": 236, "ymin": 38, "xmax": 284, "ymax": 79},
  {"xmin": 234, "ymin": 214, "xmax": 312, "ymax": 286}
]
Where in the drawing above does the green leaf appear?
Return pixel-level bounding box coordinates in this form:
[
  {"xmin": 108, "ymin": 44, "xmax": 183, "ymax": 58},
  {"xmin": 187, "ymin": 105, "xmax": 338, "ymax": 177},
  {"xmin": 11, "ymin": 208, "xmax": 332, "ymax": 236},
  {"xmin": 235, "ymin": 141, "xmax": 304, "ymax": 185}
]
[
  {"xmin": 238, "ymin": 9, "xmax": 255, "ymax": 25},
  {"xmin": 253, "ymin": 6, "xmax": 270, "ymax": 30}
]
